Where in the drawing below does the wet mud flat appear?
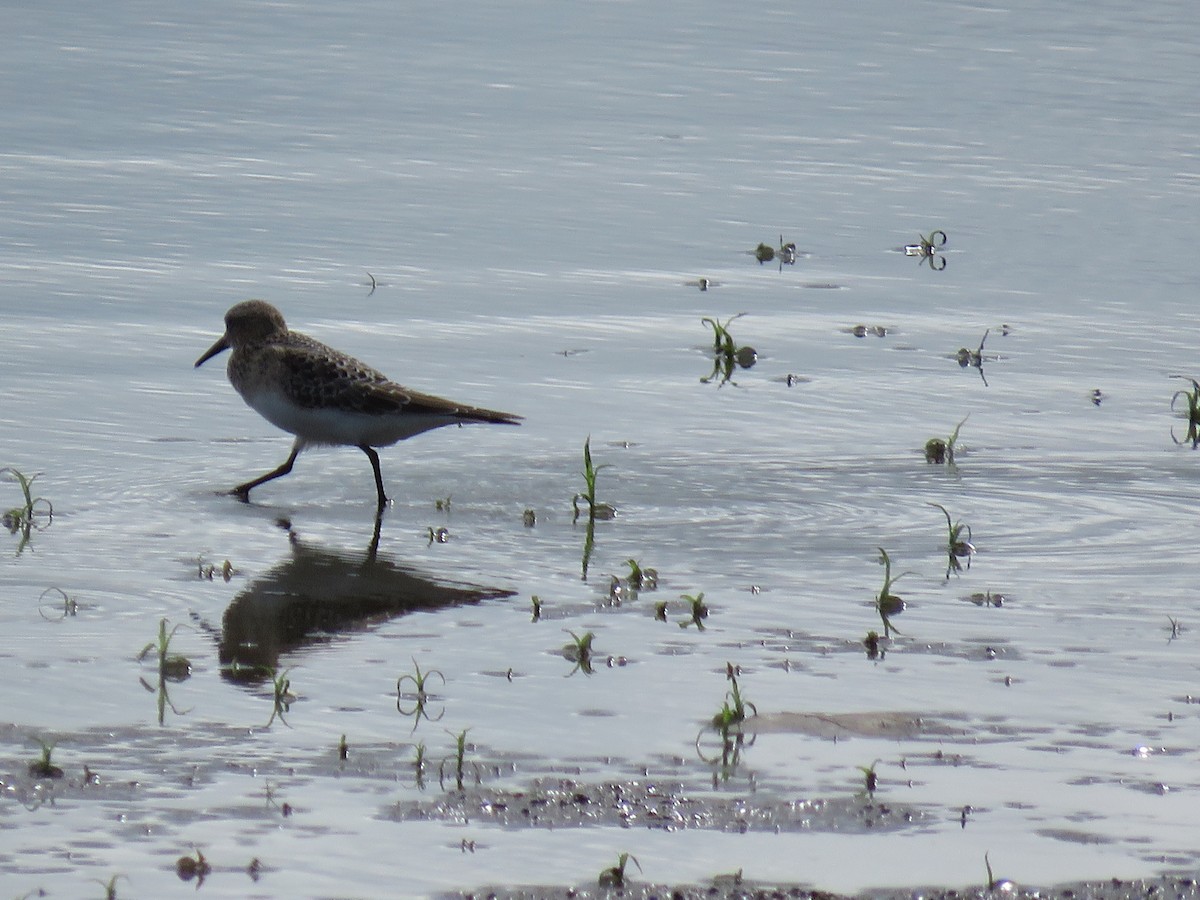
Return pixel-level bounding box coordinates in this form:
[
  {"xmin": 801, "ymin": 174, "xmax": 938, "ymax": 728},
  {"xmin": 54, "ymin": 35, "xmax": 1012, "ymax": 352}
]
[{"xmin": 447, "ymin": 875, "xmax": 1200, "ymax": 900}]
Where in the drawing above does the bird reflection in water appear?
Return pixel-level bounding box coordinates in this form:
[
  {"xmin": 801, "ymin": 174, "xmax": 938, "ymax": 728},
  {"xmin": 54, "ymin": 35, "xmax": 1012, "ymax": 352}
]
[{"xmin": 213, "ymin": 516, "xmax": 513, "ymax": 684}]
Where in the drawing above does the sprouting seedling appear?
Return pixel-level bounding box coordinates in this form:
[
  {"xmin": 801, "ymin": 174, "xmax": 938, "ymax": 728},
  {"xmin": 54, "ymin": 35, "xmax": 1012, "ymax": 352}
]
[
  {"xmin": 1, "ymin": 468, "xmax": 53, "ymax": 531},
  {"xmin": 1167, "ymin": 616, "xmax": 1184, "ymax": 641},
  {"xmin": 176, "ymin": 848, "xmax": 211, "ymax": 884},
  {"xmin": 572, "ymin": 436, "xmax": 615, "ymax": 523},
  {"xmin": 530, "ymin": 595, "xmax": 542, "ymax": 622},
  {"xmin": 924, "ymin": 415, "xmax": 968, "ymax": 465},
  {"xmin": 197, "ymin": 556, "xmax": 234, "ymax": 581},
  {"xmin": 777, "ymin": 234, "xmax": 798, "ymax": 267},
  {"xmin": 983, "ymin": 851, "xmax": 1014, "ymax": 892},
  {"xmin": 653, "ymin": 600, "xmax": 668, "ymax": 622},
  {"xmin": 562, "ymin": 629, "xmax": 596, "ymax": 676},
  {"xmin": 338, "ymin": 734, "xmax": 349, "ymax": 761},
  {"xmin": 434, "ymin": 495, "xmax": 451, "ymax": 511},
  {"xmin": 397, "ymin": 658, "xmax": 446, "ymax": 731},
  {"xmin": 606, "ymin": 575, "xmax": 624, "ymax": 606},
  {"xmin": 920, "ymin": 229, "xmax": 948, "ymax": 269},
  {"xmin": 956, "ymin": 329, "xmax": 991, "ymax": 385},
  {"xmin": 37, "ymin": 586, "xmax": 77, "ymax": 620},
  {"xmin": 711, "ymin": 663, "xmax": 757, "ymax": 731},
  {"xmin": 413, "ymin": 741, "xmax": 427, "ymax": 789},
  {"xmin": 697, "ymin": 663, "xmax": 757, "ymax": 778},
  {"xmin": 624, "ymin": 558, "xmax": 658, "ymax": 591},
  {"xmin": 875, "ymin": 548, "xmax": 911, "ymax": 637},
  {"xmin": 700, "ymin": 313, "xmax": 756, "ymax": 386},
  {"xmin": 28, "ymin": 738, "xmax": 63, "ymax": 779},
  {"xmin": 598, "ymin": 852, "xmax": 642, "ymax": 888},
  {"xmin": 702, "ymin": 312, "xmax": 742, "ymax": 356},
  {"xmin": 138, "ymin": 618, "xmax": 192, "ymax": 682},
  {"xmin": 438, "ymin": 728, "xmax": 476, "ymax": 791},
  {"xmin": 750, "ymin": 236, "xmax": 798, "ymax": 270},
  {"xmin": 137, "ymin": 619, "xmax": 194, "ymax": 724},
  {"xmin": 678, "ymin": 592, "xmax": 709, "ymax": 630},
  {"xmin": 94, "ymin": 873, "xmax": 128, "ymax": 899},
  {"xmin": 264, "ymin": 666, "xmax": 295, "ymax": 727},
  {"xmin": 857, "ymin": 759, "xmax": 882, "ymax": 797},
  {"xmin": 1169, "ymin": 376, "xmax": 1200, "ymax": 448},
  {"xmin": 1, "ymin": 467, "xmax": 53, "ymax": 554},
  {"xmin": 929, "ymin": 503, "xmax": 975, "ymax": 576},
  {"xmin": 427, "ymin": 526, "xmax": 449, "ymax": 544},
  {"xmin": 580, "ymin": 515, "xmax": 596, "ymax": 581},
  {"xmin": 906, "ymin": 230, "xmax": 948, "ymax": 269}
]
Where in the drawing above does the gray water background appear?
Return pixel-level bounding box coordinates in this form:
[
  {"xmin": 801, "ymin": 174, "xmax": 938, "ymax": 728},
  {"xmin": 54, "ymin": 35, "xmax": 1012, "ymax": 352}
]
[{"xmin": 2, "ymin": 1, "xmax": 1200, "ymax": 896}]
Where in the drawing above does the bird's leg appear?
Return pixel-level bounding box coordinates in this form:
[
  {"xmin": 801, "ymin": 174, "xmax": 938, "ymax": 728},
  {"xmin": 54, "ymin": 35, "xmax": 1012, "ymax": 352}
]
[
  {"xmin": 231, "ymin": 444, "xmax": 301, "ymax": 502},
  {"xmin": 360, "ymin": 445, "xmax": 390, "ymax": 510}
]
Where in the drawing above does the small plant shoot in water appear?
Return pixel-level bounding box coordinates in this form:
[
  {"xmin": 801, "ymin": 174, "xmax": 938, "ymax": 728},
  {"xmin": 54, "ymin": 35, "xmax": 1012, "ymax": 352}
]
[
  {"xmin": 562, "ymin": 629, "xmax": 596, "ymax": 676},
  {"xmin": 572, "ymin": 436, "xmax": 615, "ymax": 580},
  {"xmin": 857, "ymin": 759, "xmax": 882, "ymax": 797},
  {"xmin": 138, "ymin": 618, "xmax": 194, "ymax": 725},
  {"xmin": 624, "ymin": 558, "xmax": 658, "ymax": 592},
  {"xmin": 904, "ymin": 229, "xmax": 948, "ymax": 269},
  {"xmin": 697, "ymin": 663, "xmax": 757, "ymax": 781},
  {"xmin": 929, "ymin": 502, "xmax": 976, "ymax": 577},
  {"xmin": 37, "ymin": 585, "xmax": 77, "ymax": 620},
  {"xmin": 700, "ymin": 313, "xmax": 757, "ymax": 386},
  {"xmin": 176, "ymin": 848, "xmax": 211, "ymax": 884},
  {"xmin": 956, "ymin": 329, "xmax": 991, "ymax": 386},
  {"xmin": 1169, "ymin": 376, "xmax": 1200, "ymax": 448},
  {"xmin": 197, "ymin": 556, "xmax": 234, "ymax": 581},
  {"xmin": 438, "ymin": 727, "xmax": 478, "ymax": 791},
  {"xmin": 1, "ymin": 467, "xmax": 53, "ymax": 554},
  {"xmin": 396, "ymin": 658, "xmax": 446, "ymax": 731},
  {"xmin": 94, "ymin": 873, "xmax": 128, "ymax": 900},
  {"xmin": 750, "ymin": 235, "xmax": 799, "ymax": 270},
  {"xmin": 29, "ymin": 738, "xmax": 64, "ymax": 779},
  {"xmin": 874, "ymin": 549, "xmax": 911, "ymax": 638},
  {"xmin": 138, "ymin": 618, "xmax": 192, "ymax": 681},
  {"xmin": 679, "ymin": 592, "xmax": 709, "ymax": 630},
  {"xmin": 924, "ymin": 415, "xmax": 968, "ymax": 465},
  {"xmin": 598, "ymin": 852, "xmax": 642, "ymax": 888},
  {"xmin": 572, "ymin": 436, "xmax": 615, "ymax": 523},
  {"xmin": 265, "ymin": 666, "xmax": 296, "ymax": 727}
]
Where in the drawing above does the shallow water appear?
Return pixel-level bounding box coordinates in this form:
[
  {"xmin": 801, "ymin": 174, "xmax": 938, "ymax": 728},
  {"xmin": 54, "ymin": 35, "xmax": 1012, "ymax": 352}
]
[{"xmin": 3, "ymin": 1, "xmax": 1200, "ymax": 897}]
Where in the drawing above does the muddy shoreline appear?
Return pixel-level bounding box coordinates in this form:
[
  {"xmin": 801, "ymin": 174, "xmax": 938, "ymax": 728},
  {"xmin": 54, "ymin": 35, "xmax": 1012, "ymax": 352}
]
[{"xmin": 448, "ymin": 874, "xmax": 1200, "ymax": 900}]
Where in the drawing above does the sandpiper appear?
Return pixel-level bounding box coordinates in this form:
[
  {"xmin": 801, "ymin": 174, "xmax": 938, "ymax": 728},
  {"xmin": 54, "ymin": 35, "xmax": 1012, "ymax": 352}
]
[{"xmin": 195, "ymin": 300, "xmax": 521, "ymax": 509}]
